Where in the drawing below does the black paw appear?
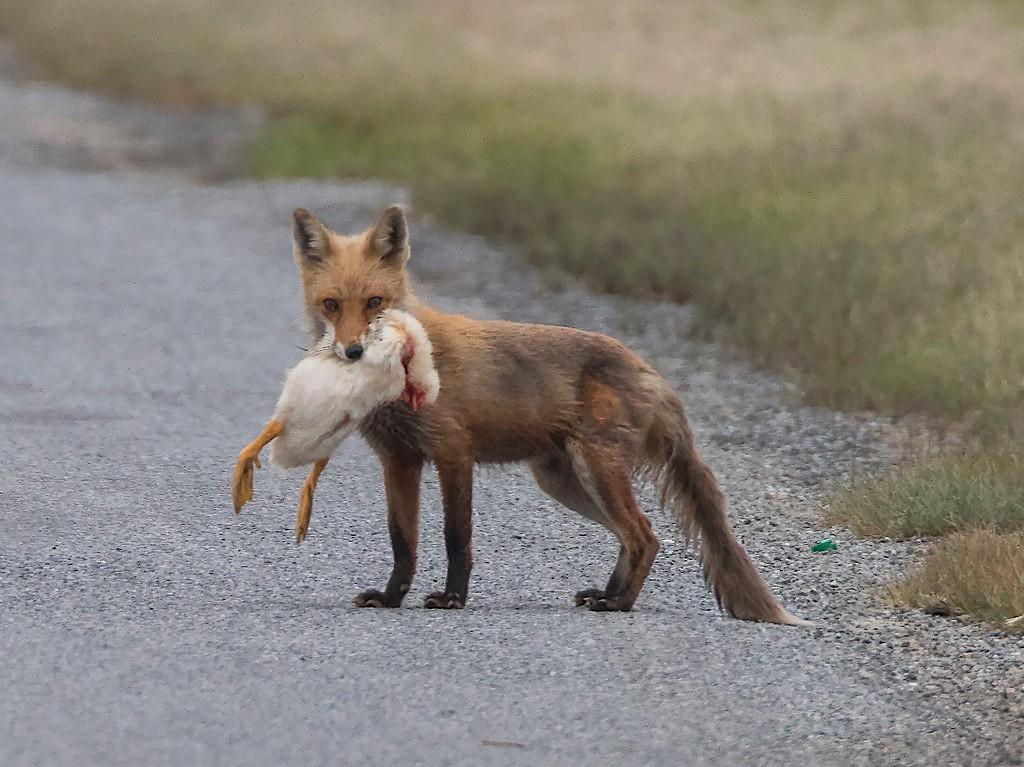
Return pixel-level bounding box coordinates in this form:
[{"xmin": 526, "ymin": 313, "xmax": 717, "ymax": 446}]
[
  {"xmin": 574, "ymin": 588, "xmax": 605, "ymax": 607},
  {"xmin": 574, "ymin": 588, "xmax": 632, "ymax": 611},
  {"xmin": 423, "ymin": 591, "xmax": 465, "ymax": 609},
  {"xmin": 353, "ymin": 589, "xmax": 401, "ymax": 608}
]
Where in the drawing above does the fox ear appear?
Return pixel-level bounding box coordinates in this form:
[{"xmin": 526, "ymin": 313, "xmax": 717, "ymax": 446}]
[
  {"xmin": 292, "ymin": 208, "xmax": 331, "ymax": 265},
  {"xmin": 367, "ymin": 206, "xmax": 409, "ymax": 266}
]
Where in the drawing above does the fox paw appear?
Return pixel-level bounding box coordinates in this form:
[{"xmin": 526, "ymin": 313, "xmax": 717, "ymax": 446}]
[
  {"xmin": 574, "ymin": 588, "xmax": 632, "ymax": 612},
  {"xmin": 423, "ymin": 591, "xmax": 465, "ymax": 609},
  {"xmin": 573, "ymin": 588, "xmax": 604, "ymax": 606},
  {"xmin": 352, "ymin": 589, "xmax": 402, "ymax": 608}
]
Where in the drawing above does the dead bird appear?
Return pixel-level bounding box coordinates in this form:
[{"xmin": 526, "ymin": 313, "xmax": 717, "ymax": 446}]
[{"xmin": 231, "ymin": 308, "xmax": 440, "ymax": 543}]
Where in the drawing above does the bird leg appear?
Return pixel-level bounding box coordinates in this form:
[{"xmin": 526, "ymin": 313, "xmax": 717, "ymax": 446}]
[
  {"xmin": 232, "ymin": 419, "xmax": 284, "ymax": 513},
  {"xmin": 296, "ymin": 458, "xmax": 329, "ymax": 544}
]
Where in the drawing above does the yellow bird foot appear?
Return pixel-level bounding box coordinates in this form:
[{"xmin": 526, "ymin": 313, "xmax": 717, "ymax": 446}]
[{"xmin": 231, "ymin": 420, "xmax": 284, "ymax": 514}]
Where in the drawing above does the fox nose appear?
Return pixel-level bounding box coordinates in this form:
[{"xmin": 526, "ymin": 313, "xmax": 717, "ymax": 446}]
[{"xmin": 344, "ymin": 343, "xmax": 364, "ymax": 361}]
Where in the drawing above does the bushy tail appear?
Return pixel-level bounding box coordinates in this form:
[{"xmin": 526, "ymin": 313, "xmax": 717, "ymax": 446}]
[{"xmin": 644, "ymin": 380, "xmax": 809, "ymax": 626}]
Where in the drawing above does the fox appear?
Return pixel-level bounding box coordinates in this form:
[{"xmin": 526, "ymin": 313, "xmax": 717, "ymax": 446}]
[{"xmin": 287, "ymin": 205, "xmax": 805, "ymax": 624}]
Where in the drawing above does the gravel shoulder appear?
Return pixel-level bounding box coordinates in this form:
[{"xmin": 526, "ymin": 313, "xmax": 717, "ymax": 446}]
[{"xmin": 1, "ymin": 50, "xmax": 1021, "ymax": 766}]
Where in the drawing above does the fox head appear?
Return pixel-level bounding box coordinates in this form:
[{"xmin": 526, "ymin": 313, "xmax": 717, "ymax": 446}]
[{"xmin": 292, "ymin": 206, "xmax": 412, "ymax": 360}]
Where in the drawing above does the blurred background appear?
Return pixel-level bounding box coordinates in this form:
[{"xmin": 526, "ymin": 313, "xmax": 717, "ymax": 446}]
[{"xmin": 1, "ymin": 0, "xmax": 1020, "ymax": 623}]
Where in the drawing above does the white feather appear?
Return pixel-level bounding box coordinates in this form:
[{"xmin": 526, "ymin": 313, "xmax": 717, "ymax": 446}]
[{"xmin": 268, "ymin": 309, "xmax": 439, "ymax": 469}]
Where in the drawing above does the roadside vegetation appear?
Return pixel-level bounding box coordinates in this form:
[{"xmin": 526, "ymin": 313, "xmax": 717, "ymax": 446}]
[
  {"xmin": 828, "ymin": 453, "xmax": 1024, "ymax": 540},
  {"xmin": 2, "ymin": 0, "xmax": 1021, "ymax": 626},
  {"xmin": 890, "ymin": 530, "xmax": 1024, "ymax": 628},
  {"xmin": 828, "ymin": 452, "xmax": 1024, "ymax": 628}
]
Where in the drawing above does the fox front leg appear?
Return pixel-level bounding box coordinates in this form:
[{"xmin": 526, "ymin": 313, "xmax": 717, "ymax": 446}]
[
  {"xmin": 295, "ymin": 458, "xmax": 328, "ymax": 544},
  {"xmin": 232, "ymin": 420, "xmax": 284, "ymax": 513}
]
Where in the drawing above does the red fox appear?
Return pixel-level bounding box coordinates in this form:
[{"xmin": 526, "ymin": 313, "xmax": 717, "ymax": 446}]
[{"xmin": 287, "ymin": 205, "xmax": 805, "ymax": 624}]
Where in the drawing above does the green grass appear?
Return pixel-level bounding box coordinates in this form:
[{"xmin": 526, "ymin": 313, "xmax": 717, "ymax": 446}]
[
  {"xmin": 891, "ymin": 530, "xmax": 1024, "ymax": 627},
  {"xmin": 827, "ymin": 452, "xmax": 1024, "ymax": 538}
]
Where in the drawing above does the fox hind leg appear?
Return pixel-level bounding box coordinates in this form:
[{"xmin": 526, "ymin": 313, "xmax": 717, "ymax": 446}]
[
  {"xmin": 569, "ymin": 441, "xmax": 659, "ymax": 611},
  {"xmin": 531, "ymin": 450, "xmax": 612, "ymax": 529},
  {"xmin": 530, "ymin": 451, "xmax": 624, "ymax": 605},
  {"xmin": 531, "ymin": 445, "xmax": 659, "ymax": 611}
]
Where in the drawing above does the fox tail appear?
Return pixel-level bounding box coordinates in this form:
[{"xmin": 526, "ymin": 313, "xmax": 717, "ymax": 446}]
[{"xmin": 642, "ymin": 377, "xmax": 810, "ymax": 626}]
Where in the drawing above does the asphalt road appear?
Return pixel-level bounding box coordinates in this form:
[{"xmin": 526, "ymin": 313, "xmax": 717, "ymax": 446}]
[{"xmin": 0, "ymin": 65, "xmax": 1021, "ymax": 767}]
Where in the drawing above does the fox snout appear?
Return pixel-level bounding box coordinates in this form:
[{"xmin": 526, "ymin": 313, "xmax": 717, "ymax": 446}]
[
  {"xmin": 333, "ymin": 316, "xmax": 386, "ymax": 362},
  {"xmin": 333, "ymin": 338, "xmax": 365, "ymax": 362}
]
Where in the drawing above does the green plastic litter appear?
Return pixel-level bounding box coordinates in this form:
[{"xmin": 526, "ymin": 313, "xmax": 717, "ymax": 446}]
[{"xmin": 811, "ymin": 538, "xmax": 838, "ymax": 552}]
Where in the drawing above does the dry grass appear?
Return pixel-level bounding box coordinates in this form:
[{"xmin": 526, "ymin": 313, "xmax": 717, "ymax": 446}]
[
  {"xmin": 891, "ymin": 530, "xmax": 1024, "ymax": 627},
  {"xmin": 12, "ymin": 2, "xmax": 1024, "ymax": 108}
]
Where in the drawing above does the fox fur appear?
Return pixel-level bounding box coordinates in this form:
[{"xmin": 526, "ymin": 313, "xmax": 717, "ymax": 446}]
[{"xmin": 288, "ymin": 205, "xmax": 806, "ymax": 624}]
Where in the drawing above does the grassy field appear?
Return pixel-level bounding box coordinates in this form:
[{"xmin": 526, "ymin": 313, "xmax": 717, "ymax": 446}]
[{"xmin": 2, "ymin": 0, "xmax": 1022, "ymax": 624}]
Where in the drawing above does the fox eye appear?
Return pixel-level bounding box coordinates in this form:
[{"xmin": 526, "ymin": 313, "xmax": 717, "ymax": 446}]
[
  {"xmin": 322, "ymin": 298, "xmax": 339, "ymax": 313},
  {"xmin": 366, "ymin": 296, "xmax": 383, "ymax": 309}
]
